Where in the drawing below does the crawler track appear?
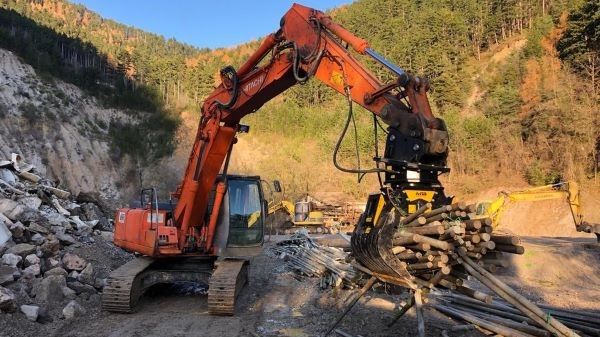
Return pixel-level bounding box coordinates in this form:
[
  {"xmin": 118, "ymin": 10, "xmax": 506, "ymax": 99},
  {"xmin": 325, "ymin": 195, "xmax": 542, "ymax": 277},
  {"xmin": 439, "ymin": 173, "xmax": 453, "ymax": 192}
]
[
  {"xmin": 207, "ymin": 259, "xmax": 249, "ymax": 315},
  {"xmin": 102, "ymin": 257, "xmax": 154, "ymax": 313}
]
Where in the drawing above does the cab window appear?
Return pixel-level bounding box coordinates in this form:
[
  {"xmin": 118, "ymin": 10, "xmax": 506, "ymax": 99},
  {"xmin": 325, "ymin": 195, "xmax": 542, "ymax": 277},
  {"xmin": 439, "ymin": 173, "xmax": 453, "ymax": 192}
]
[{"xmin": 228, "ymin": 179, "xmax": 263, "ymax": 246}]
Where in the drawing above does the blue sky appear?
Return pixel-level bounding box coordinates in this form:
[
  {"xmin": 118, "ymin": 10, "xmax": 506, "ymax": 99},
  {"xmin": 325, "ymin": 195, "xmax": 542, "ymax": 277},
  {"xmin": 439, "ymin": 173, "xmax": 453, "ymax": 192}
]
[{"xmin": 71, "ymin": 1, "xmax": 352, "ymax": 49}]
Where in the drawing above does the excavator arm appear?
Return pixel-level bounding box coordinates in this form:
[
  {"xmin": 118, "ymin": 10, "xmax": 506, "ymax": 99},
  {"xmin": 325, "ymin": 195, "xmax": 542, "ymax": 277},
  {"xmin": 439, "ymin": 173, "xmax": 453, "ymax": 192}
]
[{"xmin": 165, "ymin": 4, "xmax": 449, "ymax": 254}]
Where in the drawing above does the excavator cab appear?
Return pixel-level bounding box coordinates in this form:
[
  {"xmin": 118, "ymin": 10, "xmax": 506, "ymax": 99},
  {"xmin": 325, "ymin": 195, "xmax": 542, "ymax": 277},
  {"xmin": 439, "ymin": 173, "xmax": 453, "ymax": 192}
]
[{"xmin": 212, "ymin": 175, "xmax": 267, "ymax": 257}]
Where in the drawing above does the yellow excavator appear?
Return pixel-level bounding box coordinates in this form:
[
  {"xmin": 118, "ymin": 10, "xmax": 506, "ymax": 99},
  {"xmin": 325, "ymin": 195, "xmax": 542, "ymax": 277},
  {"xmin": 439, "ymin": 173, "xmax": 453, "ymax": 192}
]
[
  {"xmin": 475, "ymin": 181, "xmax": 599, "ymax": 241},
  {"xmin": 268, "ymin": 199, "xmax": 327, "ymax": 234}
]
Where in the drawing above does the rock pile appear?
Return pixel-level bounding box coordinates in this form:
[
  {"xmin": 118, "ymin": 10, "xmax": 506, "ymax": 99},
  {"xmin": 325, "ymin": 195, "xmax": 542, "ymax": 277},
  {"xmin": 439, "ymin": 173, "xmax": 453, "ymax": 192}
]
[{"xmin": 0, "ymin": 153, "xmax": 121, "ymax": 323}]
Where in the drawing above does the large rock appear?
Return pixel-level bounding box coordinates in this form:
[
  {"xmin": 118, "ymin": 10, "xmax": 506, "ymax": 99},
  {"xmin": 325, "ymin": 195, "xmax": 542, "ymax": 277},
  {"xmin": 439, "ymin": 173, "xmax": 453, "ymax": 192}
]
[
  {"xmin": 70, "ymin": 216, "xmax": 91, "ymax": 236},
  {"xmin": 0, "ymin": 169, "xmax": 17, "ymax": 185},
  {"xmin": 55, "ymin": 232, "xmax": 76, "ymax": 246},
  {"xmin": 31, "ymin": 274, "xmax": 66, "ymax": 303},
  {"xmin": 0, "ymin": 286, "xmax": 16, "ymax": 312},
  {"xmin": 6, "ymin": 243, "xmax": 36, "ymax": 257},
  {"xmin": 8, "ymin": 221, "xmax": 24, "ymax": 239},
  {"xmin": 40, "ymin": 237, "xmax": 60, "ymax": 257},
  {"xmin": 0, "ymin": 199, "xmax": 24, "ymax": 221},
  {"xmin": 24, "ymin": 254, "xmax": 40, "ymax": 267},
  {"xmin": 77, "ymin": 263, "xmax": 95, "ymax": 285},
  {"xmin": 61, "ymin": 286, "xmax": 76, "ymax": 299},
  {"xmin": 45, "ymin": 266, "xmax": 67, "ymax": 277},
  {"xmin": 1, "ymin": 253, "xmax": 22, "ymax": 267},
  {"xmin": 66, "ymin": 281, "xmax": 96, "ymax": 295},
  {"xmin": 0, "ymin": 219, "xmax": 11, "ymax": 247},
  {"xmin": 27, "ymin": 222, "xmax": 49, "ymax": 235},
  {"xmin": 18, "ymin": 196, "xmax": 42, "ymax": 210},
  {"xmin": 30, "ymin": 233, "xmax": 45, "ymax": 245},
  {"xmin": 20, "ymin": 304, "xmax": 39, "ymax": 322},
  {"xmin": 45, "ymin": 213, "xmax": 69, "ymax": 227},
  {"xmin": 62, "ymin": 300, "xmax": 86, "ymax": 319},
  {"xmin": 22, "ymin": 264, "xmax": 40, "ymax": 278},
  {"xmin": 62, "ymin": 253, "xmax": 86, "ymax": 271},
  {"xmin": 0, "ymin": 265, "xmax": 19, "ymax": 285}
]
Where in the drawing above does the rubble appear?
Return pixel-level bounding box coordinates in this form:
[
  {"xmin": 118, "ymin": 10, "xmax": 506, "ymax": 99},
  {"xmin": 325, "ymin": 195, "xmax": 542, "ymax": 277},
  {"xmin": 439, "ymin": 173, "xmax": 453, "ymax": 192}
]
[{"xmin": 0, "ymin": 153, "xmax": 128, "ymax": 323}]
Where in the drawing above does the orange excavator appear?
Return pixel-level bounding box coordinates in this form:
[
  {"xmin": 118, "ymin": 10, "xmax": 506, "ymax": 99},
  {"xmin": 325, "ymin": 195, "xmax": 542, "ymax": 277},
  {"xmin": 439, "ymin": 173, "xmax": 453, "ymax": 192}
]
[{"xmin": 102, "ymin": 3, "xmax": 451, "ymax": 315}]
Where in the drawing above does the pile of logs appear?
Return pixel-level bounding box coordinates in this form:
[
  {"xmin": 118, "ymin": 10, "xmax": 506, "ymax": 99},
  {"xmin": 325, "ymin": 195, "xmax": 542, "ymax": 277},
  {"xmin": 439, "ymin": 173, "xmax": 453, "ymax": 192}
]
[
  {"xmin": 392, "ymin": 202, "xmax": 524, "ymax": 292},
  {"xmin": 270, "ymin": 231, "xmax": 359, "ymax": 289}
]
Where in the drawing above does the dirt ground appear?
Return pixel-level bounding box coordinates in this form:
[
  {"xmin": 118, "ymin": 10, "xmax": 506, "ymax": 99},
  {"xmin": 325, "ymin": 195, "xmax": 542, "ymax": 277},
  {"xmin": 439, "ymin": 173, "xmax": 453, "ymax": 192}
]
[{"xmin": 2, "ymin": 233, "xmax": 597, "ymax": 337}]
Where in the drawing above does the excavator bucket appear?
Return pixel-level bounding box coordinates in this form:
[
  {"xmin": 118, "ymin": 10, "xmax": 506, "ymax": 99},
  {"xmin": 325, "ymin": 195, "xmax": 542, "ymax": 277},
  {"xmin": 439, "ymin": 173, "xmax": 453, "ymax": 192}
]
[{"xmin": 352, "ymin": 199, "xmax": 415, "ymax": 288}]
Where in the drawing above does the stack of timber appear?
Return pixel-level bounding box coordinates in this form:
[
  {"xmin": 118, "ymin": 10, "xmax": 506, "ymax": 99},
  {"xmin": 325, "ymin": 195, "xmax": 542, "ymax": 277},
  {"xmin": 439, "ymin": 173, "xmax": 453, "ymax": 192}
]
[
  {"xmin": 270, "ymin": 230, "xmax": 359, "ymax": 289},
  {"xmin": 389, "ymin": 202, "xmax": 523, "ymax": 290}
]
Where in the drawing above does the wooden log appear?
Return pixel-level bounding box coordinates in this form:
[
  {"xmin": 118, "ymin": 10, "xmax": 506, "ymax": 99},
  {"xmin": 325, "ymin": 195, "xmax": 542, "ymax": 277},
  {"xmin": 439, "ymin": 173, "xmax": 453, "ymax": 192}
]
[
  {"xmin": 479, "ymin": 225, "xmax": 493, "ymax": 234},
  {"xmin": 444, "ymin": 274, "xmax": 465, "ymax": 286},
  {"xmin": 408, "ymin": 262, "xmax": 434, "ymax": 270},
  {"xmin": 415, "ymin": 289, "xmax": 425, "ymax": 337},
  {"xmin": 456, "ymin": 285, "xmax": 493, "ymax": 304},
  {"xmin": 438, "ymin": 278, "xmax": 457, "ymax": 290},
  {"xmin": 406, "ymin": 224, "xmax": 445, "ymax": 235},
  {"xmin": 453, "ymin": 210, "xmax": 468, "ymax": 218},
  {"xmin": 17, "ymin": 171, "xmax": 41, "ymax": 183},
  {"xmin": 392, "ymin": 246, "xmax": 406, "ymax": 254},
  {"xmin": 418, "ymin": 255, "xmax": 435, "ymax": 262},
  {"xmin": 411, "ymin": 233, "xmax": 452, "ymax": 250},
  {"xmin": 466, "ymin": 252, "xmax": 482, "ymax": 259},
  {"xmin": 448, "ymin": 304, "xmax": 552, "ymax": 337},
  {"xmin": 401, "ymin": 203, "xmax": 432, "ymax": 226},
  {"xmin": 425, "ymin": 205, "xmax": 453, "ymax": 218},
  {"xmin": 479, "ymin": 233, "xmax": 491, "ymax": 242},
  {"xmin": 495, "ymin": 244, "xmax": 525, "ymax": 255},
  {"xmin": 476, "ymin": 241, "xmax": 496, "ymax": 250},
  {"xmin": 432, "ymin": 254, "xmax": 449, "ymax": 264},
  {"xmin": 491, "ymin": 235, "xmax": 521, "ymax": 245},
  {"xmin": 406, "ymin": 243, "xmax": 431, "ymax": 252},
  {"xmin": 463, "ymin": 220, "xmax": 482, "ymax": 231},
  {"xmin": 465, "ymin": 234, "xmax": 481, "ymax": 244},
  {"xmin": 471, "ymin": 246, "xmax": 487, "ymax": 254},
  {"xmin": 433, "ymin": 304, "xmax": 534, "ymax": 337},
  {"xmin": 387, "ymin": 297, "xmax": 415, "ymax": 327},
  {"xmin": 51, "ymin": 197, "xmax": 70, "ymax": 216},
  {"xmin": 425, "ymin": 212, "xmax": 449, "ymax": 223},
  {"xmin": 392, "ymin": 232, "xmax": 418, "ymax": 245},
  {"xmin": 478, "ymin": 218, "xmax": 493, "ymax": 226},
  {"xmin": 429, "ymin": 266, "xmax": 451, "ymax": 285},
  {"xmin": 406, "ymin": 216, "xmax": 427, "ymax": 227},
  {"xmin": 325, "ymin": 276, "xmax": 378, "ymax": 336},
  {"xmin": 39, "ymin": 185, "xmax": 71, "ymax": 199}
]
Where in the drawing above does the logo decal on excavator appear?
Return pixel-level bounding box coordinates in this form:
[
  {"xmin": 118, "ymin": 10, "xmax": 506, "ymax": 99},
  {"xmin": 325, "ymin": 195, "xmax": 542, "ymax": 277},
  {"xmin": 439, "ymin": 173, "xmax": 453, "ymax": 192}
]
[{"xmin": 243, "ymin": 74, "xmax": 266, "ymax": 95}]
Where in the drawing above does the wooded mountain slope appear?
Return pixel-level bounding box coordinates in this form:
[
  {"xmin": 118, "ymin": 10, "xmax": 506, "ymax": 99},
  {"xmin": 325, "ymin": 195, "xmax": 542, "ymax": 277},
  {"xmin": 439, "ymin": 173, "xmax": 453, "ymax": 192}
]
[{"xmin": 0, "ymin": 0, "xmax": 597, "ymax": 200}]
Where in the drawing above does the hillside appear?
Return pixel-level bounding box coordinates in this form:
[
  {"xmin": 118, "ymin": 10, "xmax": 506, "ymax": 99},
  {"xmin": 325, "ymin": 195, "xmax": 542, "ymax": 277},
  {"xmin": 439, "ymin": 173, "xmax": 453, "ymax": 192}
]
[{"xmin": 0, "ymin": 0, "xmax": 598, "ymax": 205}]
